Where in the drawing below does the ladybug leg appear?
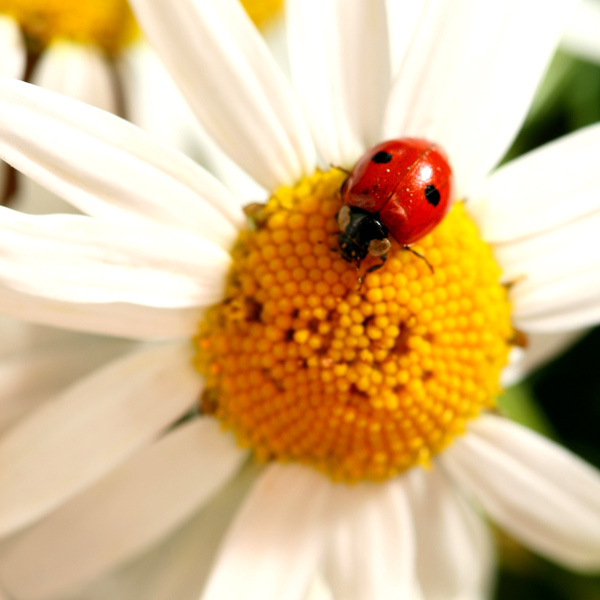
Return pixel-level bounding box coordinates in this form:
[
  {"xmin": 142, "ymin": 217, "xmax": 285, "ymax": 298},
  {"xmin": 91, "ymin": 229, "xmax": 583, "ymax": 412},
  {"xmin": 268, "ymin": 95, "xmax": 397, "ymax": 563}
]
[
  {"xmin": 357, "ymin": 237, "xmax": 392, "ymax": 288},
  {"xmin": 403, "ymin": 245, "xmax": 434, "ymax": 274},
  {"xmin": 358, "ymin": 253, "xmax": 388, "ymax": 289}
]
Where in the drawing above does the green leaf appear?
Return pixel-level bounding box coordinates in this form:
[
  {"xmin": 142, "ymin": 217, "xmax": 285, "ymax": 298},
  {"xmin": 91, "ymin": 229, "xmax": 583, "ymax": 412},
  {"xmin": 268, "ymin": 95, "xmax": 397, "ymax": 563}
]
[{"xmin": 497, "ymin": 384, "xmax": 556, "ymax": 438}]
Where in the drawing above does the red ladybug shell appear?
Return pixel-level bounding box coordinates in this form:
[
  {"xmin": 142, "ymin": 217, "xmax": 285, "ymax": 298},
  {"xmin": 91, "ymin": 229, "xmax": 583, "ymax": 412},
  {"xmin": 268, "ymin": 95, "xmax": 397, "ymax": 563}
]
[{"xmin": 341, "ymin": 138, "xmax": 454, "ymax": 246}]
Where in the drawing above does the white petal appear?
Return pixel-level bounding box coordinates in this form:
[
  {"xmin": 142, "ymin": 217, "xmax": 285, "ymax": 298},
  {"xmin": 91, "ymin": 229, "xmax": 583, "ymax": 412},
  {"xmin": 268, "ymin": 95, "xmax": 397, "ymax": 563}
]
[
  {"xmin": 0, "ymin": 16, "xmax": 25, "ymax": 79},
  {"xmin": 501, "ymin": 330, "xmax": 584, "ymax": 386},
  {"xmin": 118, "ymin": 39, "xmax": 264, "ymax": 212},
  {"xmin": 30, "ymin": 41, "xmax": 118, "ymax": 112},
  {"xmin": 382, "ymin": 0, "xmax": 577, "ymax": 195},
  {"xmin": 304, "ymin": 577, "xmax": 333, "ymax": 600},
  {"xmin": 0, "ymin": 317, "xmax": 32, "ymax": 361},
  {"xmin": 402, "ymin": 466, "xmax": 494, "ymax": 600},
  {"xmin": 513, "ymin": 297, "xmax": 600, "ymax": 333},
  {"xmin": 324, "ymin": 480, "xmax": 415, "ymax": 600},
  {"xmin": 385, "ymin": 0, "xmax": 425, "ymax": 76},
  {"xmin": 472, "ymin": 124, "xmax": 600, "ymax": 242},
  {"xmin": 0, "ymin": 337, "xmax": 136, "ymax": 433},
  {"xmin": 0, "ymin": 419, "xmax": 246, "ymax": 600},
  {"xmin": 0, "ymin": 207, "xmax": 230, "ymax": 308},
  {"xmin": 470, "ymin": 125, "xmax": 600, "ymax": 332},
  {"xmin": 201, "ymin": 463, "xmax": 331, "ymax": 600},
  {"xmin": 0, "ymin": 284, "xmax": 201, "ymax": 339},
  {"xmin": 0, "ymin": 15, "xmax": 24, "ymax": 205},
  {"xmin": 494, "ymin": 208, "xmax": 600, "ymax": 290},
  {"xmin": 0, "ymin": 342, "xmax": 200, "ymax": 537},
  {"xmin": 117, "ymin": 41, "xmax": 204, "ymax": 154},
  {"xmin": 561, "ymin": 0, "xmax": 600, "ymax": 64},
  {"xmin": 0, "ymin": 78, "xmax": 243, "ymax": 245},
  {"xmin": 441, "ymin": 415, "xmax": 600, "ymax": 571},
  {"xmin": 14, "ymin": 178, "xmax": 79, "ymax": 216},
  {"xmin": 75, "ymin": 462, "xmax": 261, "ymax": 600},
  {"xmin": 286, "ymin": 0, "xmax": 390, "ymax": 166},
  {"xmin": 163, "ymin": 94, "xmax": 267, "ymax": 204},
  {"xmin": 0, "ymin": 315, "xmax": 89, "ymax": 360},
  {"xmin": 494, "ymin": 215, "xmax": 600, "ymax": 331},
  {"xmin": 261, "ymin": 14, "xmax": 290, "ymax": 77},
  {"xmin": 196, "ymin": 130, "xmax": 268, "ymax": 205},
  {"xmin": 130, "ymin": 0, "xmax": 316, "ymax": 190},
  {"xmin": 506, "ymin": 262, "xmax": 600, "ymax": 332}
]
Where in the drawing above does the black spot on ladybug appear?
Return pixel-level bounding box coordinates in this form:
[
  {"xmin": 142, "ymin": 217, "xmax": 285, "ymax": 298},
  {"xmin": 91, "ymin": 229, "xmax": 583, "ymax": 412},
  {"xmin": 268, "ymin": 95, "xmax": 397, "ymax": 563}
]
[
  {"xmin": 424, "ymin": 184, "xmax": 441, "ymax": 207},
  {"xmin": 371, "ymin": 151, "xmax": 393, "ymax": 164}
]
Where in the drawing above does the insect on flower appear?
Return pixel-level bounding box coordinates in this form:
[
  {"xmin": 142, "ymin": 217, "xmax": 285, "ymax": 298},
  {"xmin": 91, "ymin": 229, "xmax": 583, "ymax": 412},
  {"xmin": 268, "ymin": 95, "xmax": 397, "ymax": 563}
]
[{"xmin": 337, "ymin": 138, "xmax": 454, "ymax": 276}]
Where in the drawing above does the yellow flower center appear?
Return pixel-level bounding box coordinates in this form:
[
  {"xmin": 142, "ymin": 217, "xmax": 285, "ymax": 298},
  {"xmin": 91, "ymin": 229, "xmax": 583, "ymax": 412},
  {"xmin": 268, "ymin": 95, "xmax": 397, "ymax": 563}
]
[
  {"xmin": 195, "ymin": 169, "xmax": 514, "ymax": 482},
  {"xmin": 240, "ymin": 0, "xmax": 283, "ymax": 28},
  {"xmin": 0, "ymin": 0, "xmax": 138, "ymax": 55}
]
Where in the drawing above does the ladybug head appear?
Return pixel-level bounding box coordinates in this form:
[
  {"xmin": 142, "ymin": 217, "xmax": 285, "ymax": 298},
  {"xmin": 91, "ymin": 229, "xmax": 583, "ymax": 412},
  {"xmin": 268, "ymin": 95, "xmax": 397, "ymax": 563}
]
[
  {"xmin": 338, "ymin": 231, "xmax": 369, "ymax": 262},
  {"xmin": 337, "ymin": 205, "xmax": 390, "ymax": 264}
]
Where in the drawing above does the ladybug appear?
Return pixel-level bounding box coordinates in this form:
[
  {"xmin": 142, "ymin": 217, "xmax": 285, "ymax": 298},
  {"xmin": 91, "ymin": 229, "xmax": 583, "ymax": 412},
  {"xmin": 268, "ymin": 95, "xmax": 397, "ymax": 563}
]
[{"xmin": 337, "ymin": 138, "xmax": 454, "ymax": 275}]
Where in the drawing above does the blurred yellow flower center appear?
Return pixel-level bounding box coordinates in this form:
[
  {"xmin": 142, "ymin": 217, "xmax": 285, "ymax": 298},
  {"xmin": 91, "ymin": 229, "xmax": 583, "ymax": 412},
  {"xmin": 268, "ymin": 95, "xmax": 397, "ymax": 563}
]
[
  {"xmin": 0, "ymin": 0, "xmax": 138, "ymax": 55},
  {"xmin": 240, "ymin": 0, "xmax": 283, "ymax": 28},
  {"xmin": 195, "ymin": 169, "xmax": 514, "ymax": 482}
]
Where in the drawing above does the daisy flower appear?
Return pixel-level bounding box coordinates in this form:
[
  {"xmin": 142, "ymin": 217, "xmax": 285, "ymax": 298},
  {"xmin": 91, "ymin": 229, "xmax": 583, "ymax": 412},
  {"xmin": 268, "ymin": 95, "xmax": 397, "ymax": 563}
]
[{"xmin": 1, "ymin": 0, "xmax": 600, "ymax": 599}]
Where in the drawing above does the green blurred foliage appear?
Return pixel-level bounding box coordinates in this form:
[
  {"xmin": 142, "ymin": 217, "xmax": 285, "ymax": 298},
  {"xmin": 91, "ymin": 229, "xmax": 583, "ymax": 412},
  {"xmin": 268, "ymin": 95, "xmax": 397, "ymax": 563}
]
[{"xmin": 496, "ymin": 384, "xmax": 556, "ymax": 439}]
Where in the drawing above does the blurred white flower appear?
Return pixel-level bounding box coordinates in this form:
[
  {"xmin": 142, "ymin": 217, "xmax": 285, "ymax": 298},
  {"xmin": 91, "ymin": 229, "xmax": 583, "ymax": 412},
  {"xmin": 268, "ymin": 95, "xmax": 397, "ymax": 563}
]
[{"xmin": 0, "ymin": 1, "xmax": 193, "ymax": 209}]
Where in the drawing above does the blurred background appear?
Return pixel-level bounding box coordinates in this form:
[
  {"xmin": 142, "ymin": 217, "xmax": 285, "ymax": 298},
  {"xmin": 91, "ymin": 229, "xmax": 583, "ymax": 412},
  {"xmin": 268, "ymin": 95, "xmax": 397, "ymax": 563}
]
[{"xmin": 495, "ymin": 3, "xmax": 600, "ymax": 594}]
